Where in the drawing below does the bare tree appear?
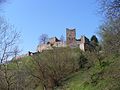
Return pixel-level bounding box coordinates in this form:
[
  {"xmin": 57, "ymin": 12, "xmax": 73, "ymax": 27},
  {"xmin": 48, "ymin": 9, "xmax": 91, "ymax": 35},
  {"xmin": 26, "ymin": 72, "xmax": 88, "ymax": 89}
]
[
  {"xmin": 99, "ymin": 0, "xmax": 120, "ymax": 19},
  {"xmin": 99, "ymin": 18, "xmax": 120, "ymax": 55},
  {"xmin": 0, "ymin": 1, "xmax": 23, "ymax": 90},
  {"xmin": 0, "ymin": 17, "xmax": 20, "ymax": 90},
  {"xmin": 27, "ymin": 47, "xmax": 81, "ymax": 90},
  {"xmin": 0, "ymin": 17, "xmax": 20, "ymax": 63},
  {"xmin": 39, "ymin": 34, "xmax": 48, "ymax": 44}
]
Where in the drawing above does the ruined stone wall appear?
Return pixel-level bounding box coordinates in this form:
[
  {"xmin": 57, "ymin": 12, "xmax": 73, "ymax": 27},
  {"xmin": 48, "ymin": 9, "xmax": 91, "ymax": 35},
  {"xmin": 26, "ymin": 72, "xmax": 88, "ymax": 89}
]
[{"xmin": 66, "ymin": 28, "xmax": 76, "ymax": 47}]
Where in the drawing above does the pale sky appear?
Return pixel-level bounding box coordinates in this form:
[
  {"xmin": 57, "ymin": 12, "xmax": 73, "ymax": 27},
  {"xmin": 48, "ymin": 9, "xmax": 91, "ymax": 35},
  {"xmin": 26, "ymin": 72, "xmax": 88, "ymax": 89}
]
[{"xmin": 2, "ymin": 0, "xmax": 101, "ymax": 54}]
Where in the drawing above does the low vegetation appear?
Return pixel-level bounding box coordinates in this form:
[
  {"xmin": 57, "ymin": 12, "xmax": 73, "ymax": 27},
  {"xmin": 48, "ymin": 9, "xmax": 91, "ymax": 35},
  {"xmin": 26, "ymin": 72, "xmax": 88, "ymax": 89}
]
[{"xmin": 0, "ymin": 0, "xmax": 120, "ymax": 90}]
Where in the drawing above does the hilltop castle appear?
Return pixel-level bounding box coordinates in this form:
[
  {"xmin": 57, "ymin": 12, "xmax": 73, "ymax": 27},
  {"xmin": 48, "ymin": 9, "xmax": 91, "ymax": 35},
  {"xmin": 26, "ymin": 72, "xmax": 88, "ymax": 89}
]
[
  {"xmin": 37, "ymin": 28, "xmax": 90, "ymax": 52},
  {"xmin": 14, "ymin": 28, "xmax": 91, "ymax": 59}
]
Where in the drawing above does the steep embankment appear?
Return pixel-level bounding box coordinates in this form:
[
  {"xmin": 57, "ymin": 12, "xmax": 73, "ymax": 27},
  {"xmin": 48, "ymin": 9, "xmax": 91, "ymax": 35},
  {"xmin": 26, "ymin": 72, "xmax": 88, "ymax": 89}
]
[{"xmin": 56, "ymin": 55, "xmax": 120, "ymax": 90}]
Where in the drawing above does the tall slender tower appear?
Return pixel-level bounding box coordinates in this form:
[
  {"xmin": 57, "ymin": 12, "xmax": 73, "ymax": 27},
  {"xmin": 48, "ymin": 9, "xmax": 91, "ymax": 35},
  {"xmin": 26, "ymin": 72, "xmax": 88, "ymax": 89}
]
[{"xmin": 66, "ymin": 28, "xmax": 76, "ymax": 47}]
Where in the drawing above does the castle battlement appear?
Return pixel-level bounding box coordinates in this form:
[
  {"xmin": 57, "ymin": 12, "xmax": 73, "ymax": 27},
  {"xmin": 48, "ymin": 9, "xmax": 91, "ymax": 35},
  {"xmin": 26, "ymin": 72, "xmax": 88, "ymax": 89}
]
[{"xmin": 37, "ymin": 28, "xmax": 90, "ymax": 52}]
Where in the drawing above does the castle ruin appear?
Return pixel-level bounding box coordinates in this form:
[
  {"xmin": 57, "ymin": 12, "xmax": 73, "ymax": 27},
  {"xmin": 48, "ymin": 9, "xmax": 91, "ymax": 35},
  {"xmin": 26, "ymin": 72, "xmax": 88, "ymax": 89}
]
[{"xmin": 37, "ymin": 28, "xmax": 90, "ymax": 52}]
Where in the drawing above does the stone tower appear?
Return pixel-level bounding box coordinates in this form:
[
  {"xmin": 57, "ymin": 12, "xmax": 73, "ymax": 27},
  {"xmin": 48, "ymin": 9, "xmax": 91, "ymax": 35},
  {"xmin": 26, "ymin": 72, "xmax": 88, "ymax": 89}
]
[{"xmin": 66, "ymin": 28, "xmax": 76, "ymax": 47}]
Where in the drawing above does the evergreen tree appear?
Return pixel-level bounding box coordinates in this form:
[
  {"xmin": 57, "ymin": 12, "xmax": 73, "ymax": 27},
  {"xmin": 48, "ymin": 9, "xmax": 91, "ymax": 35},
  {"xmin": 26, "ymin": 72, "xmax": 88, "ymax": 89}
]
[{"xmin": 90, "ymin": 35, "xmax": 100, "ymax": 52}]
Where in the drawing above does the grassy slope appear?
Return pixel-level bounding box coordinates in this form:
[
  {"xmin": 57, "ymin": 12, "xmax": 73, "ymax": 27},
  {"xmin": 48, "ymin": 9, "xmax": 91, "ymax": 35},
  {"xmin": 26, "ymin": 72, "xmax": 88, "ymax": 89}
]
[
  {"xmin": 8, "ymin": 56, "xmax": 43, "ymax": 90},
  {"xmin": 56, "ymin": 55, "xmax": 120, "ymax": 90},
  {"xmin": 8, "ymin": 54, "xmax": 120, "ymax": 90}
]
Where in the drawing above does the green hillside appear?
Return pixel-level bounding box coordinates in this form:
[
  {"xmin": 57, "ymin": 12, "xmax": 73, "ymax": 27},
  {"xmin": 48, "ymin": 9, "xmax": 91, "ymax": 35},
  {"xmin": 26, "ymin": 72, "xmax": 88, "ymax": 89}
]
[
  {"xmin": 56, "ymin": 55, "xmax": 120, "ymax": 90},
  {"xmin": 6, "ymin": 48, "xmax": 120, "ymax": 90}
]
